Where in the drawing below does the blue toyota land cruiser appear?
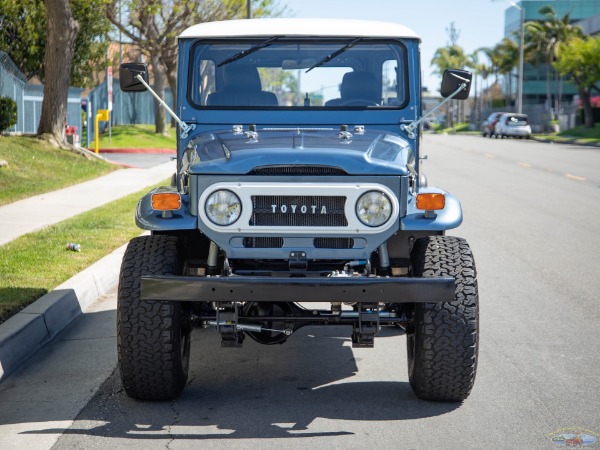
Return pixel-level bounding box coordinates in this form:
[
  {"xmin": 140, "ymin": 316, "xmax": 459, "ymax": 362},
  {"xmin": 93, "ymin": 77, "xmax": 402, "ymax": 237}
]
[{"xmin": 118, "ymin": 18, "xmax": 478, "ymax": 402}]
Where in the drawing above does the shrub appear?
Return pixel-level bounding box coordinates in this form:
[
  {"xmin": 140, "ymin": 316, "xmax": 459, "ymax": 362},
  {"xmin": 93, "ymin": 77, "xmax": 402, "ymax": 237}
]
[{"xmin": 0, "ymin": 97, "xmax": 18, "ymax": 133}]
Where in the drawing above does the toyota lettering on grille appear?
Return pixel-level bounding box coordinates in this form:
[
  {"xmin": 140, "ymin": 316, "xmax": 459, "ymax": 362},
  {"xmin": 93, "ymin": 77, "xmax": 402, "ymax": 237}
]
[
  {"xmin": 271, "ymin": 204, "xmax": 327, "ymax": 214},
  {"xmin": 250, "ymin": 195, "xmax": 347, "ymax": 226}
]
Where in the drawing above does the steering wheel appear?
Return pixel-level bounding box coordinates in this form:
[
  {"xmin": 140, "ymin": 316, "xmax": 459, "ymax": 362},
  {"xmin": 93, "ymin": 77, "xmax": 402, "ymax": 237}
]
[{"xmin": 339, "ymin": 99, "xmax": 380, "ymax": 106}]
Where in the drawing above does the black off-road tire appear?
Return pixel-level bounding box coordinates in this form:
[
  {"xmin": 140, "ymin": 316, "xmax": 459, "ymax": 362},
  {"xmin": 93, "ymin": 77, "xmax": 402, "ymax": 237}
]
[
  {"xmin": 407, "ymin": 236, "xmax": 479, "ymax": 401},
  {"xmin": 117, "ymin": 235, "xmax": 190, "ymax": 400}
]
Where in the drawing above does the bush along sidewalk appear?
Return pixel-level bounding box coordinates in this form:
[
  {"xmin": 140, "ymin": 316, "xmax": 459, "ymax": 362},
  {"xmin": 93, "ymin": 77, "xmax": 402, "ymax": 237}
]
[{"xmin": 0, "ymin": 97, "xmax": 17, "ymax": 134}]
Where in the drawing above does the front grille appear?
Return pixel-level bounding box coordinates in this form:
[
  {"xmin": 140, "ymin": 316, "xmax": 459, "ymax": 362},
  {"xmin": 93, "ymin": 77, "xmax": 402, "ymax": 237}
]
[
  {"xmin": 249, "ymin": 166, "xmax": 348, "ymax": 176},
  {"xmin": 243, "ymin": 237, "xmax": 284, "ymax": 248},
  {"xmin": 250, "ymin": 195, "xmax": 347, "ymax": 227},
  {"xmin": 314, "ymin": 238, "xmax": 355, "ymax": 249}
]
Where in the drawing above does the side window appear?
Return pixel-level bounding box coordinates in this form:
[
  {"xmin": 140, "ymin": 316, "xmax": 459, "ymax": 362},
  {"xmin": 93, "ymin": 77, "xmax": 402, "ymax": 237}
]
[
  {"xmin": 199, "ymin": 61, "xmax": 216, "ymax": 106},
  {"xmin": 191, "ymin": 59, "xmax": 216, "ymax": 106},
  {"xmin": 382, "ymin": 60, "xmax": 400, "ymax": 106}
]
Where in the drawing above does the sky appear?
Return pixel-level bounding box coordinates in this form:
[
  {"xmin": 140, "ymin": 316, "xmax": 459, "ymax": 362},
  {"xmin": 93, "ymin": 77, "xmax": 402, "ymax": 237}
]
[{"xmin": 278, "ymin": 0, "xmax": 511, "ymax": 92}]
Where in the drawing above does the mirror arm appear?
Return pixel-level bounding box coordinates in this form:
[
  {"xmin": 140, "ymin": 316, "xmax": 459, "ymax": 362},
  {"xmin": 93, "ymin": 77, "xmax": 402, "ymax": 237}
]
[
  {"xmin": 401, "ymin": 82, "xmax": 467, "ymax": 139},
  {"xmin": 134, "ymin": 74, "xmax": 195, "ymax": 139}
]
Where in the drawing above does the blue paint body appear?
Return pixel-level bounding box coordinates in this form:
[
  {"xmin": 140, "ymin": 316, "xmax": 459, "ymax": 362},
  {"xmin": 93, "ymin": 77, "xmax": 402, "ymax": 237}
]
[{"xmin": 135, "ymin": 31, "xmax": 463, "ymax": 258}]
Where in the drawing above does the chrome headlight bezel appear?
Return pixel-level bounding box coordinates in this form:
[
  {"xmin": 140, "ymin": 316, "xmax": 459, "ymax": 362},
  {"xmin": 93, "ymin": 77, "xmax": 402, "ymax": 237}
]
[
  {"xmin": 204, "ymin": 189, "xmax": 242, "ymax": 226},
  {"xmin": 355, "ymin": 190, "xmax": 393, "ymax": 227}
]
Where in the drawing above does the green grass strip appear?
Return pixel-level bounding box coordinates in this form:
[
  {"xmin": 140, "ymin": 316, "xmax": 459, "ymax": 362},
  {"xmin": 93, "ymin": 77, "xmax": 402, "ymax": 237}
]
[
  {"xmin": 0, "ymin": 179, "xmax": 170, "ymax": 324},
  {"xmin": 558, "ymin": 124, "xmax": 600, "ymax": 140},
  {"xmin": 93, "ymin": 124, "xmax": 176, "ymax": 149},
  {"xmin": 0, "ymin": 136, "xmax": 117, "ymax": 206},
  {"xmin": 531, "ymin": 125, "xmax": 600, "ymax": 145},
  {"xmin": 431, "ymin": 122, "xmax": 477, "ymax": 134}
]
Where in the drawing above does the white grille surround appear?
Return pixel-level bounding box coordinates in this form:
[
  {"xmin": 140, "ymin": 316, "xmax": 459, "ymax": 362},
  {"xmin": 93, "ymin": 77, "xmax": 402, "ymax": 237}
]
[{"xmin": 197, "ymin": 182, "xmax": 400, "ymax": 235}]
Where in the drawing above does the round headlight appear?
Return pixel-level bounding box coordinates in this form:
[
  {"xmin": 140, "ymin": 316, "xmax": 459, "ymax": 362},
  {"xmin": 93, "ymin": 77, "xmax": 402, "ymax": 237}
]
[
  {"xmin": 205, "ymin": 190, "xmax": 241, "ymax": 225},
  {"xmin": 356, "ymin": 191, "xmax": 392, "ymax": 227}
]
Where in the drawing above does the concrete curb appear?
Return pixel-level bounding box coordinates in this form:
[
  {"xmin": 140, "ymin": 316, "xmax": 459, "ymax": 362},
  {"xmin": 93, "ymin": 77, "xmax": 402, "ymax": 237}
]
[
  {"xmin": 0, "ymin": 243, "xmax": 127, "ymax": 382},
  {"xmin": 529, "ymin": 135, "xmax": 600, "ymax": 147},
  {"xmin": 97, "ymin": 148, "xmax": 176, "ymax": 154}
]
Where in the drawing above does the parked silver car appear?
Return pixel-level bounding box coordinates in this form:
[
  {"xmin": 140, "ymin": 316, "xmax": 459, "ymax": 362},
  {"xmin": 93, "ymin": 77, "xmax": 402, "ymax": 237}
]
[
  {"xmin": 481, "ymin": 111, "xmax": 506, "ymax": 137},
  {"xmin": 494, "ymin": 113, "xmax": 531, "ymax": 139}
]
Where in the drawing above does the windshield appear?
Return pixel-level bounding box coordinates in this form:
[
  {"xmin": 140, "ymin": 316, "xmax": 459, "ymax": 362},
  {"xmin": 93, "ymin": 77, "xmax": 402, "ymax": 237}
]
[{"xmin": 188, "ymin": 39, "xmax": 408, "ymax": 109}]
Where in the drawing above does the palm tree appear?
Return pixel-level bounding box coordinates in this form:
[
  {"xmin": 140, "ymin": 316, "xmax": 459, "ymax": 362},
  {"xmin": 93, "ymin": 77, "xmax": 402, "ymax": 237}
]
[
  {"xmin": 468, "ymin": 49, "xmax": 491, "ymax": 123},
  {"xmin": 525, "ymin": 6, "xmax": 584, "ymax": 117},
  {"xmin": 478, "ymin": 45, "xmax": 503, "ymax": 109},
  {"xmin": 431, "ymin": 44, "xmax": 469, "ymax": 126},
  {"xmin": 494, "ymin": 38, "xmax": 519, "ymax": 108}
]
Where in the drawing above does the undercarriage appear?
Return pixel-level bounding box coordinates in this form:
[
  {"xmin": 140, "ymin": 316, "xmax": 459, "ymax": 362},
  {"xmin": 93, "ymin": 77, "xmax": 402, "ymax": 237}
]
[{"xmin": 191, "ymin": 300, "xmax": 412, "ymax": 348}]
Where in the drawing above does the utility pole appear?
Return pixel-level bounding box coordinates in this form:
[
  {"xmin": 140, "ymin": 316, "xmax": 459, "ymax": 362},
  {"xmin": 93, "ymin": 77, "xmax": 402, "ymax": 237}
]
[
  {"xmin": 119, "ymin": 0, "xmax": 123, "ymax": 125},
  {"xmin": 517, "ymin": 4, "xmax": 524, "ymax": 114},
  {"xmin": 247, "ymin": 0, "xmax": 252, "ymax": 19}
]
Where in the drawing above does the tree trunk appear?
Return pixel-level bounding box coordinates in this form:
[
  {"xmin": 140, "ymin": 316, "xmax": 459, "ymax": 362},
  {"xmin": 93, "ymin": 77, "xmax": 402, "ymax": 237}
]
[
  {"xmin": 37, "ymin": 0, "xmax": 80, "ymax": 143},
  {"xmin": 557, "ymin": 74, "xmax": 564, "ymax": 117},
  {"xmin": 164, "ymin": 60, "xmax": 178, "ymax": 129},
  {"xmin": 151, "ymin": 53, "xmax": 167, "ymax": 135},
  {"xmin": 545, "ymin": 63, "xmax": 552, "ymax": 121},
  {"xmin": 163, "ymin": 39, "xmax": 178, "ymax": 128},
  {"xmin": 506, "ymin": 72, "xmax": 512, "ymax": 109},
  {"xmin": 553, "ymin": 68, "xmax": 559, "ymax": 118},
  {"xmin": 580, "ymin": 89, "xmax": 594, "ymax": 128}
]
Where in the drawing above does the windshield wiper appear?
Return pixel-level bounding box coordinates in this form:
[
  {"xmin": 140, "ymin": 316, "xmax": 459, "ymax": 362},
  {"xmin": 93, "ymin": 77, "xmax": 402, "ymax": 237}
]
[
  {"xmin": 305, "ymin": 38, "xmax": 363, "ymax": 73},
  {"xmin": 217, "ymin": 36, "xmax": 282, "ymax": 67}
]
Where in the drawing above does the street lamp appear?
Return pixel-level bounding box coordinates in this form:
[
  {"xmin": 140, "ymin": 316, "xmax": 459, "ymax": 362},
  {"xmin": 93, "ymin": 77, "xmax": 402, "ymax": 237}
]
[{"xmin": 494, "ymin": 0, "xmax": 524, "ymax": 113}]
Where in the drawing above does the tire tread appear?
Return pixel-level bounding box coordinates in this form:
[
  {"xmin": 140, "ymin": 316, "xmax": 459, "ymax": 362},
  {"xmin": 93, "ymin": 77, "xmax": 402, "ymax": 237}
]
[
  {"xmin": 408, "ymin": 235, "xmax": 479, "ymax": 401},
  {"xmin": 117, "ymin": 235, "xmax": 187, "ymax": 400}
]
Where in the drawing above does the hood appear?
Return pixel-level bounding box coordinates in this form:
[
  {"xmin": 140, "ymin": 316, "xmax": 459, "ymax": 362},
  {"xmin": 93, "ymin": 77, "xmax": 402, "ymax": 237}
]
[{"xmin": 186, "ymin": 128, "xmax": 415, "ymax": 176}]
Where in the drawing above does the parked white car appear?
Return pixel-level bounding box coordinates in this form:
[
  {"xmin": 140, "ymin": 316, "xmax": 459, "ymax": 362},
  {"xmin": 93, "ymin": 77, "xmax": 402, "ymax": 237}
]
[{"xmin": 494, "ymin": 113, "xmax": 531, "ymax": 138}]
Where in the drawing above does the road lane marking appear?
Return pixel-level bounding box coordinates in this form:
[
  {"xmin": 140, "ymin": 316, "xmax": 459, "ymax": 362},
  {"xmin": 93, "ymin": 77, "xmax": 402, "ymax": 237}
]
[
  {"xmin": 564, "ymin": 173, "xmax": 586, "ymax": 182},
  {"xmin": 518, "ymin": 162, "xmax": 531, "ymax": 168},
  {"xmin": 485, "ymin": 153, "xmax": 496, "ymax": 158}
]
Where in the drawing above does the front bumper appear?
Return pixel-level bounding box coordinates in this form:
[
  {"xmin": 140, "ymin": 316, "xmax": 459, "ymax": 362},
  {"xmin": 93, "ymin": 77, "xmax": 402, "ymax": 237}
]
[{"xmin": 141, "ymin": 275, "xmax": 455, "ymax": 303}]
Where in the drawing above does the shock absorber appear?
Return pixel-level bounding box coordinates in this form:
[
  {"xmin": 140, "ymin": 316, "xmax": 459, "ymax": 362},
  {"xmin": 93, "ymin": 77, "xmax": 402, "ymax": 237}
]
[
  {"xmin": 206, "ymin": 241, "xmax": 219, "ymax": 275},
  {"xmin": 378, "ymin": 242, "xmax": 391, "ymax": 276}
]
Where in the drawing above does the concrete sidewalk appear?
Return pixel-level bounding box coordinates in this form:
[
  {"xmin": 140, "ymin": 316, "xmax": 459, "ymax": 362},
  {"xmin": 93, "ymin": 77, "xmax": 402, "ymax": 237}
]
[
  {"xmin": 0, "ymin": 160, "xmax": 175, "ymax": 246},
  {"xmin": 0, "ymin": 157, "xmax": 175, "ymax": 381}
]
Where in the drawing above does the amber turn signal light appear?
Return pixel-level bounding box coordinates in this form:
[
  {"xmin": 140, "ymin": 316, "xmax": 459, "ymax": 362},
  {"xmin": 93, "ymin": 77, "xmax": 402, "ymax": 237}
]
[
  {"xmin": 151, "ymin": 193, "xmax": 181, "ymax": 211},
  {"xmin": 416, "ymin": 193, "xmax": 445, "ymax": 210}
]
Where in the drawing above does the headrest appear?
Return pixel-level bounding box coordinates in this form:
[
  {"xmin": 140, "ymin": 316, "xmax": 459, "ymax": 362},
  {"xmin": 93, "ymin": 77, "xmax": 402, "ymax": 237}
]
[
  {"xmin": 340, "ymin": 71, "xmax": 378, "ymax": 100},
  {"xmin": 224, "ymin": 65, "xmax": 262, "ymax": 91}
]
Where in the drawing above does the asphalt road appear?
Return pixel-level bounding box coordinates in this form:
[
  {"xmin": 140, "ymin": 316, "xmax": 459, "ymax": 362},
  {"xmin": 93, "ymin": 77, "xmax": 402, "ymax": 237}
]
[{"xmin": 1, "ymin": 134, "xmax": 599, "ymax": 450}]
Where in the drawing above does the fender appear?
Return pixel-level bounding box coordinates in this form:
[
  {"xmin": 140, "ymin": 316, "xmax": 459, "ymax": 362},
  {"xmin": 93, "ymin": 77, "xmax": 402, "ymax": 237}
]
[
  {"xmin": 135, "ymin": 187, "xmax": 197, "ymax": 231},
  {"xmin": 400, "ymin": 187, "xmax": 463, "ymax": 231}
]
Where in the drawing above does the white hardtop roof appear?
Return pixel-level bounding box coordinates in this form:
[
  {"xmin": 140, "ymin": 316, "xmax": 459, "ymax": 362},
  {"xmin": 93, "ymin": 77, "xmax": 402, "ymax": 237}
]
[{"xmin": 180, "ymin": 18, "xmax": 420, "ymax": 40}]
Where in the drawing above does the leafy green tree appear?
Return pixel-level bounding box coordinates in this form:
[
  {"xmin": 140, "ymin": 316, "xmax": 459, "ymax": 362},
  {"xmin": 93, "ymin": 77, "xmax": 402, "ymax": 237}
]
[
  {"xmin": 107, "ymin": 0, "xmax": 284, "ymax": 134},
  {"xmin": 0, "ymin": 0, "xmax": 45, "ymax": 81},
  {"xmin": 0, "ymin": 0, "xmax": 110, "ymax": 87},
  {"xmin": 431, "ymin": 43, "xmax": 469, "ymax": 126},
  {"xmin": 494, "ymin": 37, "xmax": 519, "ymax": 106},
  {"xmin": 468, "ymin": 49, "xmax": 491, "ymax": 123},
  {"xmin": 224, "ymin": 0, "xmax": 287, "ymax": 18},
  {"xmin": 525, "ymin": 5, "xmax": 584, "ymax": 115},
  {"xmin": 553, "ymin": 36, "xmax": 600, "ymax": 128}
]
